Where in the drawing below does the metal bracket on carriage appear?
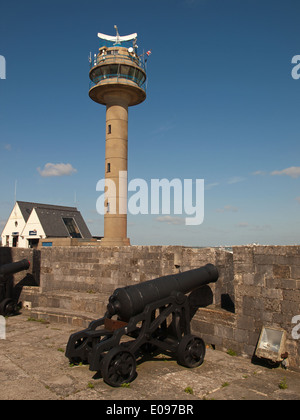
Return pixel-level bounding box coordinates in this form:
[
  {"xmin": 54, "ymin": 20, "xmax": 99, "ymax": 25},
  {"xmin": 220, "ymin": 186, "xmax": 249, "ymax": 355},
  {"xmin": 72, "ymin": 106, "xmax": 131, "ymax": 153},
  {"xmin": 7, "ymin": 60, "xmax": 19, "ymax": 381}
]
[{"xmin": 104, "ymin": 318, "xmax": 128, "ymax": 331}]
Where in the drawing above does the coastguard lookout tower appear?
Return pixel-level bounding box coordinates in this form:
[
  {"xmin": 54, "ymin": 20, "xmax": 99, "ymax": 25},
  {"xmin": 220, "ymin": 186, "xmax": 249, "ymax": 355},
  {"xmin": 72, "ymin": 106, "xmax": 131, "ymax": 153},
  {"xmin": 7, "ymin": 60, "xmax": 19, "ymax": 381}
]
[{"xmin": 89, "ymin": 26, "xmax": 147, "ymax": 246}]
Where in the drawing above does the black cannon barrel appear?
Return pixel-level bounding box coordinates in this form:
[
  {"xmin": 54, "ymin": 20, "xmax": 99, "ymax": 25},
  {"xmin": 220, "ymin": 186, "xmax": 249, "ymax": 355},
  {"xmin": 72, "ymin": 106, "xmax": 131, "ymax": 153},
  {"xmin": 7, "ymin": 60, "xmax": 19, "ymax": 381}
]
[
  {"xmin": 107, "ymin": 263, "xmax": 218, "ymax": 320},
  {"xmin": 0, "ymin": 259, "xmax": 30, "ymax": 278}
]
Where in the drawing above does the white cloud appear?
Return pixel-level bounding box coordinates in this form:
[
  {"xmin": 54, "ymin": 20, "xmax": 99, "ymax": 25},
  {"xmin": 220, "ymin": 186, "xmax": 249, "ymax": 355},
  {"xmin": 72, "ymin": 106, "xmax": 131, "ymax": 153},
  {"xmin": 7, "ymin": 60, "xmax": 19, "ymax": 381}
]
[
  {"xmin": 216, "ymin": 205, "xmax": 238, "ymax": 213},
  {"xmin": 227, "ymin": 176, "xmax": 245, "ymax": 184},
  {"xmin": 271, "ymin": 166, "xmax": 300, "ymax": 179},
  {"xmin": 152, "ymin": 121, "xmax": 175, "ymax": 135},
  {"xmin": 252, "ymin": 170, "xmax": 266, "ymax": 176},
  {"xmin": 2, "ymin": 143, "xmax": 11, "ymax": 151},
  {"xmin": 236, "ymin": 222, "xmax": 271, "ymax": 231},
  {"xmin": 37, "ymin": 162, "xmax": 77, "ymax": 177},
  {"xmin": 250, "ymin": 224, "xmax": 271, "ymax": 232},
  {"xmin": 155, "ymin": 215, "xmax": 185, "ymax": 225},
  {"xmin": 237, "ymin": 222, "xmax": 249, "ymax": 228},
  {"xmin": 205, "ymin": 182, "xmax": 219, "ymax": 190}
]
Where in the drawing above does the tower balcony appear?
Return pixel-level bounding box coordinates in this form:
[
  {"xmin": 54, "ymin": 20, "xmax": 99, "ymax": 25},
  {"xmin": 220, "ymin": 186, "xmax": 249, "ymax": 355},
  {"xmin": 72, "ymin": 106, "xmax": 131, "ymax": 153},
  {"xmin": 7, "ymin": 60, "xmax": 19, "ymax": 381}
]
[{"xmin": 89, "ymin": 47, "xmax": 147, "ymax": 106}]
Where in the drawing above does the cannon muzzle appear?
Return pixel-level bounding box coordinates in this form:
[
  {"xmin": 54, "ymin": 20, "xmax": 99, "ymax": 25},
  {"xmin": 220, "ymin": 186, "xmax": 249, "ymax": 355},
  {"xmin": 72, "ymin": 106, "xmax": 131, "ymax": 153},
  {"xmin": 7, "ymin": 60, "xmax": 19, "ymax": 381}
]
[
  {"xmin": 107, "ymin": 263, "xmax": 218, "ymax": 320},
  {"xmin": 0, "ymin": 259, "xmax": 30, "ymax": 278}
]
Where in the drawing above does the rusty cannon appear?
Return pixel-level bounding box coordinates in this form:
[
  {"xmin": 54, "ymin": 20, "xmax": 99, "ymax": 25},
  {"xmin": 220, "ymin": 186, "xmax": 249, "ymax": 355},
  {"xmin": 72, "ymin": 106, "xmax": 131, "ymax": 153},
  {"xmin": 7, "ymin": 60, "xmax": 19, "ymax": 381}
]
[
  {"xmin": 65, "ymin": 263, "xmax": 219, "ymax": 387},
  {"xmin": 0, "ymin": 259, "xmax": 30, "ymax": 316}
]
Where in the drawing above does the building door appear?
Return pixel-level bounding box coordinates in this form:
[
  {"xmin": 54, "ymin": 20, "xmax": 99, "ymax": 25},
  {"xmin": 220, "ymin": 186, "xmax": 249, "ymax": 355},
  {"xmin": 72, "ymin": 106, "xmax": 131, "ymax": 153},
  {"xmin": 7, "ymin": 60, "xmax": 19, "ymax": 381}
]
[
  {"xmin": 12, "ymin": 235, "xmax": 18, "ymax": 247},
  {"xmin": 28, "ymin": 239, "xmax": 39, "ymax": 249}
]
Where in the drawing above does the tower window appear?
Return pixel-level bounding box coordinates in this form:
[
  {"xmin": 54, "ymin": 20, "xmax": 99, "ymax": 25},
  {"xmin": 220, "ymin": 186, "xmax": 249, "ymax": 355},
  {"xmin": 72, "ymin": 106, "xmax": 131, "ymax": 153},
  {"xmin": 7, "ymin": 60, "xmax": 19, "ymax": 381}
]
[
  {"xmin": 108, "ymin": 124, "xmax": 111, "ymax": 134},
  {"xmin": 107, "ymin": 162, "xmax": 111, "ymax": 173}
]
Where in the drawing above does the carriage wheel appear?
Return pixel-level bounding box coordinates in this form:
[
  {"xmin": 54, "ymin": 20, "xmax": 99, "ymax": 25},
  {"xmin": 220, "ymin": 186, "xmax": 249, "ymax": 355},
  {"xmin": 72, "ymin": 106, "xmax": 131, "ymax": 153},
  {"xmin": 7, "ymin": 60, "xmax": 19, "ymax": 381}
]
[
  {"xmin": 68, "ymin": 337, "xmax": 89, "ymax": 365},
  {"xmin": 0, "ymin": 298, "xmax": 16, "ymax": 316},
  {"xmin": 177, "ymin": 334, "xmax": 205, "ymax": 368},
  {"xmin": 101, "ymin": 346, "xmax": 136, "ymax": 387}
]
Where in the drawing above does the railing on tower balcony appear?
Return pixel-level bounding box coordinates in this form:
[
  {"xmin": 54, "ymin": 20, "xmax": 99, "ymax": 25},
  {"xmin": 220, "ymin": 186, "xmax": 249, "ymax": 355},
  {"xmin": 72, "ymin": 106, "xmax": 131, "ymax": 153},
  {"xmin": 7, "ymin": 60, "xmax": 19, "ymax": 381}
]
[
  {"xmin": 89, "ymin": 49, "xmax": 147, "ymax": 93},
  {"xmin": 90, "ymin": 51, "xmax": 146, "ymax": 71}
]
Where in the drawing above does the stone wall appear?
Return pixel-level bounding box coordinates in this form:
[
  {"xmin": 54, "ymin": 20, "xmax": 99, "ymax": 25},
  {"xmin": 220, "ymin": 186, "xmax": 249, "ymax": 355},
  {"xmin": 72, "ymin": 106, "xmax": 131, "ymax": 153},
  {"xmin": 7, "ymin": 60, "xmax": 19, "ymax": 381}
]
[
  {"xmin": 234, "ymin": 246, "xmax": 300, "ymax": 368},
  {"xmin": 193, "ymin": 245, "xmax": 300, "ymax": 370},
  {"xmin": 38, "ymin": 246, "xmax": 233, "ymax": 309},
  {"xmin": 0, "ymin": 244, "xmax": 299, "ymax": 370}
]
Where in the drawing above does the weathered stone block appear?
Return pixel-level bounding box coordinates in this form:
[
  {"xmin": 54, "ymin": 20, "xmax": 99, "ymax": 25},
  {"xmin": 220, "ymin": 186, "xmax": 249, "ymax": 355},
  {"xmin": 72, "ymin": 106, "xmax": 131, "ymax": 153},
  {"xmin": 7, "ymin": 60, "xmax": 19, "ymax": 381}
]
[
  {"xmin": 262, "ymin": 288, "xmax": 283, "ymax": 299},
  {"xmin": 280, "ymin": 279, "xmax": 297, "ymax": 290},
  {"xmin": 237, "ymin": 315, "xmax": 255, "ymax": 331},
  {"xmin": 234, "ymin": 328, "xmax": 248, "ymax": 343},
  {"xmin": 264, "ymin": 298, "xmax": 281, "ymax": 312},
  {"xmin": 291, "ymin": 265, "xmax": 300, "ymax": 279},
  {"xmin": 215, "ymin": 325, "xmax": 234, "ymax": 339},
  {"xmin": 273, "ymin": 264, "xmax": 290, "ymax": 279},
  {"xmin": 283, "ymin": 289, "xmax": 300, "ymax": 302}
]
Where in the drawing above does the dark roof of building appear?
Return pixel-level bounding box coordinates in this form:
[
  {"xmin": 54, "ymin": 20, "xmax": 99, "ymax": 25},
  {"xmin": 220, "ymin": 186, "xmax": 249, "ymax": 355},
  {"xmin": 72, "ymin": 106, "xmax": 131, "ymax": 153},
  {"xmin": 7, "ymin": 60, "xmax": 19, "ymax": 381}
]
[
  {"xmin": 17, "ymin": 201, "xmax": 37, "ymax": 222},
  {"xmin": 16, "ymin": 201, "xmax": 92, "ymax": 238}
]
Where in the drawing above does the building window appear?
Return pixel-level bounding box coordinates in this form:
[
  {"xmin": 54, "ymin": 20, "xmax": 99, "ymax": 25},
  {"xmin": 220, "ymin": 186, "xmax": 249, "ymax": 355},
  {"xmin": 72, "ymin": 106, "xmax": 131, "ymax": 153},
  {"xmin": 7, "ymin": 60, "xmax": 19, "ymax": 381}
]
[
  {"xmin": 42, "ymin": 242, "xmax": 53, "ymax": 247},
  {"xmin": 107, "ymin": 202, "xmax": 110, "ymax": 213},
  {"xmin": 108, "ymin": 124, "xmax": 111, "ymax": 134},
  {"xmin": 62, "ymin": 217, "xmax": 82, "ymax": 238},
  {"xmin": 107, "ymin": 162, "xmax": 111, "ymax": 173}
]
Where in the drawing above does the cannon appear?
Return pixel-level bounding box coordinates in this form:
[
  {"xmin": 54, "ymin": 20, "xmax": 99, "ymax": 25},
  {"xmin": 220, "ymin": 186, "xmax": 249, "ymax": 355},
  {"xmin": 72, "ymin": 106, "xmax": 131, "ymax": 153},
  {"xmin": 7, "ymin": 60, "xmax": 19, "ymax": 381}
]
[
  {"xmin": 0, "ymin": 259, "xmax": 30, "ymax": 316},
  {"xmin": 65, "ymin": 263, "xmax": 218, "ymax": 387}
]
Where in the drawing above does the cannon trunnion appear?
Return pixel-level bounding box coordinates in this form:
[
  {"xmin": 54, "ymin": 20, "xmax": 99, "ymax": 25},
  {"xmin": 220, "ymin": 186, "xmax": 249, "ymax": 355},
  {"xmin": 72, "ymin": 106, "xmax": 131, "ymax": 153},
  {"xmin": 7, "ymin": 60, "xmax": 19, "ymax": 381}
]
[{"xmin": 65, "ymin": 264, "xmax": 219, "ymax": 387}]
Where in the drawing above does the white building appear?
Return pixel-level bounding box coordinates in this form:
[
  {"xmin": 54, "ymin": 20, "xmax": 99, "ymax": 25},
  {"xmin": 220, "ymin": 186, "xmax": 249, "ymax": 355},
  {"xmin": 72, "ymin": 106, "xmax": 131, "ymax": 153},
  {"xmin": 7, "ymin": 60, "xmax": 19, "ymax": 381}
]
[{"xmin": 1, "ymin": 201, "xmax": 92, "ymax": 248}]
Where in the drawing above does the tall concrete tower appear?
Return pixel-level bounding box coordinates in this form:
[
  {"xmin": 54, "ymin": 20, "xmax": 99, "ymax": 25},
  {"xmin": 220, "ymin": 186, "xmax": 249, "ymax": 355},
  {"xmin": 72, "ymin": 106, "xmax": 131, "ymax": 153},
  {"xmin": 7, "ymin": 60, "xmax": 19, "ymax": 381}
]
[{"xmin": 89, "ymin": 26, "xmax": 147, "ymax": 246}]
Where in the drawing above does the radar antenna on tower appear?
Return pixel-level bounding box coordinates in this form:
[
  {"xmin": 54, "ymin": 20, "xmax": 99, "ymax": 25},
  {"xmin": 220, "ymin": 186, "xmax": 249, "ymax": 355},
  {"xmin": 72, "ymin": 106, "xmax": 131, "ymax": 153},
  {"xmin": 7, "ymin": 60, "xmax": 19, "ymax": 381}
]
[{"xmin": 97, "ymin": 25, "xmax": 137, "ymax": 45}]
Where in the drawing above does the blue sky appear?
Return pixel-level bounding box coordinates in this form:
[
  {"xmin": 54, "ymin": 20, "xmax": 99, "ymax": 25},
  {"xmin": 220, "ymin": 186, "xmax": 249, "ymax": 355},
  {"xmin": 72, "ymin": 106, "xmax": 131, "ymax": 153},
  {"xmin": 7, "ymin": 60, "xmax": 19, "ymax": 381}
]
[{"xmin": 0, "ymin": 0, "xmax": 300, "ymax": 246}]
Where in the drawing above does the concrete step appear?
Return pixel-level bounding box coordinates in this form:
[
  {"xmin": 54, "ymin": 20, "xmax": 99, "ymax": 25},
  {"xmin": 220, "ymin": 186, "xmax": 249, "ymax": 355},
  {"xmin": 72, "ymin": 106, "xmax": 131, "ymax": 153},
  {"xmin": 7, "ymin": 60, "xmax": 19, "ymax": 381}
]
[
  {"xmin": 29, "ymin": 306, "xmax": 99, "ymax": 328},
  {"xmin": 37, "ymin": 290, "xmax": 110, "ymax": 315},
  {"xmin": 21, "ymin": 287, "xmax": 110, "ymax": 311},
  {"xmin": 20, "ymin": 287, "xmax": 111, "ymax": 328}
]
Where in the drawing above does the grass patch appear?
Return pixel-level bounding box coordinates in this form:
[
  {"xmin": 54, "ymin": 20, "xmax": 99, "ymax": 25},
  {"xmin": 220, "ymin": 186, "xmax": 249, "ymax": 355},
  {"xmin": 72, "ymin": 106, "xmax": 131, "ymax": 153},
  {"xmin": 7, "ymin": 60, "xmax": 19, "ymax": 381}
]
[
  {"xmin": 278, "ymin": 378, "xmax": 288, "ymax": 390},
  {"xmin": 27, "ymin": 317, "xmax": 49, "ymax": 324},
  {"xmin": 222, "ymin": 382, "xmax": 229, "ymax": 388}
]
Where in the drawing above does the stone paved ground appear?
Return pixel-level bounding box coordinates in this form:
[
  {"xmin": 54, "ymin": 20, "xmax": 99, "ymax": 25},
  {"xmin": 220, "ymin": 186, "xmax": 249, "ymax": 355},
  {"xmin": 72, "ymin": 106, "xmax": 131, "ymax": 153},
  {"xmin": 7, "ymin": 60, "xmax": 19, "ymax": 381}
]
[{"xmin": 0, "ymin": 312, "xmax": 299, "ymax": 401}]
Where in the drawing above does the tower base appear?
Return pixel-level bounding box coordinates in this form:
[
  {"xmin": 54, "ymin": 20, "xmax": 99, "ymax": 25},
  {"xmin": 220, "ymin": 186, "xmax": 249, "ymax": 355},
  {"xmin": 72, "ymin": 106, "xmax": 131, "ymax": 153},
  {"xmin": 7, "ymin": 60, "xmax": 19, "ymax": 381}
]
[{"xmin": 100, "ymin": 237, "xmax": 130, "ymax": 247}]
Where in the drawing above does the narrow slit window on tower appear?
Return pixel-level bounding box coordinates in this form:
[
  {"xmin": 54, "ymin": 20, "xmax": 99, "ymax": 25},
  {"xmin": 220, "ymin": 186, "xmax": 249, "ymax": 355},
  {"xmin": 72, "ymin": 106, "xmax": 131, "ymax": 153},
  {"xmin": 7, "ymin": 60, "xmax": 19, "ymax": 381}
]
[
  {"xmin": 108, "ymin": 124, "xmax": 111, "ymax": 134},
  {"xmin": 107, "ymin": 162, "xmax": 111, "ymax": 173}
]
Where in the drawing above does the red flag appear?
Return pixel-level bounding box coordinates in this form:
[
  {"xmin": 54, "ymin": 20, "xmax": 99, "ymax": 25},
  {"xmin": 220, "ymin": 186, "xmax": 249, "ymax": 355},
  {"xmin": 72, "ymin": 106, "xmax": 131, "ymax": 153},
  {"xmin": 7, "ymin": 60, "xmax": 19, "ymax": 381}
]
[{"xmin": 146, "ymin": 50, "xmax": 152, "ymax": 56}]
